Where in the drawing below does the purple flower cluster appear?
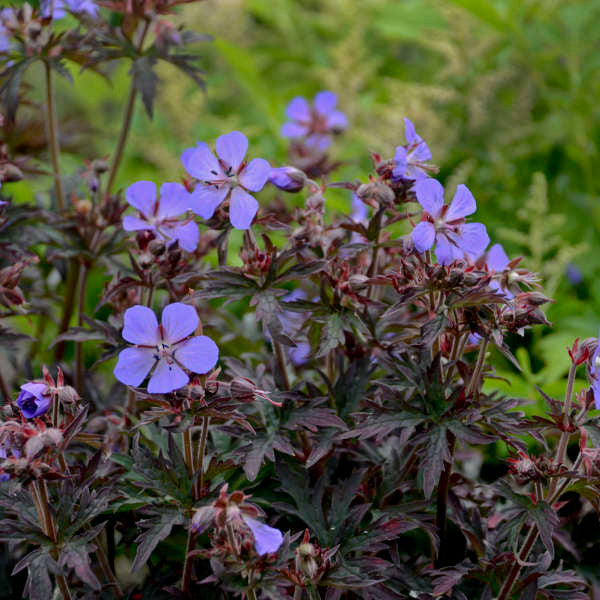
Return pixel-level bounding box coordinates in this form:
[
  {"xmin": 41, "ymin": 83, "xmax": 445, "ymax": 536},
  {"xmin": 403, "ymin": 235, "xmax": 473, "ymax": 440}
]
[
  {"xmin": 123, "ymin": 181, "xmax": 199, "ymax": 252},
  {"xmin": 393, "ymin": 118, "xmax": 433, "ymax": 181},
  {"xmin": 281, "ymin": 91, "xmax": 347, "ymax": 150},
  {"xmin": 114, "ymin": 303, "xmax": 219, "ymax": 394},
  {"xmin": 411, "ymin": 178, "xmax": 489, "ymax": 265},
  {"xmin": 182, "ymin": 131, "xmax": 270, "ymax": 230}
]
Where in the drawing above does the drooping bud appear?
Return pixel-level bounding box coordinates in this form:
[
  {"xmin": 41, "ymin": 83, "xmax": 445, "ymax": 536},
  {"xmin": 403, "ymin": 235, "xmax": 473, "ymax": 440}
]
[{"xmin": 268, "ymin": 166, "xmax": 307, "ymax": 193}]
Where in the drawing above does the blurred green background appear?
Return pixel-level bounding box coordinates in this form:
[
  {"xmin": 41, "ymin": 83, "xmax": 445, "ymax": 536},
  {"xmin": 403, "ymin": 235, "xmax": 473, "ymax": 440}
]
[{"xmin": 9, "ymin": 0, "xmax": 600, "ymax": 402}]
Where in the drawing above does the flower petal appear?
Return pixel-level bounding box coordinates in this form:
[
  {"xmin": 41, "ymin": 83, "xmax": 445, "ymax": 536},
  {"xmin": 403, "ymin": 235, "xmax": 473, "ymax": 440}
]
[
  {"xmin": 285, "ymin": 96, "xmax": 311, "ymax": 121},
  {"xmin": 239, "ymin": 158, "xmax": 271, "ymax": 192},
  {"xmin": 280, "ymin": 122, "xmax": 309, "ymax": 138},
  {"xmin": 314, "ymin": 91, "xmax": 337, "ymax": 116},
  {"xmin": 412, "ymin": 222, "xmax": 436, "ymax": 252},
  {"xmin": 446, "ymin": 184, "xmax": 476, "ymax": 221},
  {"xmin": 457, "ymin": 223, "xmax": 489, "ymax": 256},
  {"xmin": 243, "ymin": 516, "xmax": 283, "ymax": 555},
  {"xmin": 122, "ymin": 306, "xmax": 159, "ymax": 346},
  {"xmin": 305, "ymin": 133, "xmax": 331, "ymax": 151},
  {"xmin": 435, "ymin": 233, "xmax": 455, "ymax": 265},
  {"xmin": 20, "ymin": 382, "xmax": 49, "ymax": 401},
  {"xmin": 165, "ymin": 221, "xmax": 199, "ymax": 253},
  {"xmin": 147, "ymin": 358, "xmax": 189, "ymax": 394},
  {"xmin": 122, "ymin": 216, "xmax": 152, "ymax": 231},
  {"xmin": 216, "ymin": 131, "xmax": 248, "ymax": 172},
  {"xmin": 325, "ymin": 110, "xmax": 348, "ymax": 131},
  {"xmin": 404, "ymin": 118, "xmax": 418, "ymax": 144},
  {"xmin": 126, "ymin": 181, "xmax": 157, "ymax": 218},
  {"xmin": 113, "ymin": 347, "xmax": 156, "ymax": 387},
  {"xmin": 174, "ymin": 335, "xmax": 219, "ymax": 374},
  {"xmin": 229, "ymin": 187, "xmax": 258, "ymax": 230},
  {"xmin": 161, "ymin": 303, "xmax": 199, "ymax": 344},
  {"xmin": 182, "ymin": 142, "xmax": 223, "ymax": 181},
  {"xmin": 414, "ymin": 178, "xmax": 444, "ymax": 217},
  {"xmin": 486, "ymin": 243, "xmax": 509, "ymax": 272},
  {"xmin": 157, "ymin": 182, "xmax": 191, "ymax": 218},
  {"xmin": 392, "ymin": 146, "xmax": 408, "ymax": 178},
  {"xmin": 190, "ymin": 185, "xmax": 229, "ymax": 220}
]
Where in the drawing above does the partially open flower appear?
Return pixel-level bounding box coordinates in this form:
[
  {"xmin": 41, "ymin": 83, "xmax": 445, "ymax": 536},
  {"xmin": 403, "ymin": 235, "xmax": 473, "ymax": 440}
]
[{"xmin": 16, "ymin": 383, "xmax": 51, "ymax": 419}]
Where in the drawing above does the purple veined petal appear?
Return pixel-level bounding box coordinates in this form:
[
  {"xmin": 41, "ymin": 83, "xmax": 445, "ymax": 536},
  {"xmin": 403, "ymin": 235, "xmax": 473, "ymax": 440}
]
[
  {"xmin": 281, "ymin": 122, "xmax": 310, "ymax": 138},
  {"xmin": 147, "ymin": 358, "xmax": 189, "ymax": 394},
  {"xmin": 161, "ymin": 302, "xmax": 199, "ymax": 344},
  {"xmin": 351, "ymin": 194, "xmax": 368, "ymax": 223},
  {"xmin": 486, "ymin": 243, "xmax": 509, "ymax": 272},
  {"xmin": 457, "ymin": 223, "xmax": 490, "ymax": 257},
  {"xmin": 434, "ymin": 233, "xmax": 455, "ymax": 266},
  {"xmin": 113, "ymin": 347, "xmax": 156, "ymax": 387},
  {"xmin": 165, "ymin": 221, "xmax": 199, "ymax": 253},
  {"xmin": 593, "ymin": 380, "xmax": 600, "ymax": 410},
  {"xmin": 66, "ymin": 0, "xmax": 98, "ymax": 15},
  {"xmin": 243, "ymin": 516, "xmax": 284, "ymax": 555},
  {"xmin": 17, "ymin": 391, "xmax": 51, "ymax": 419},
  {"xmin": 157, "ymin": 183, "xmax": 191, "ymax": 218},
  {"xmin": 410, "ymin": 140, "xmax": 432, "ymax": 162},
  {"xmin": 289, "ymin": 341, "xmax": 311, "ymax": 366},
  {"xmin": 239, "ymin": 158, "xmax": 271, "ymax": 192},
  {"xmin": 314, "ymin": 91, "xmax": 337, "ymax": 116},
  {"xmin": 229, "ymin": 187, "xmax": 259, "ymax": 230},
  {"xmin": 122, "ymin": 306, "xmax": 160, "ymax": 346},
  {"xmin": 285, "ymin": 96, "xmax": 311, "ymax": 121},
  {"xmin": 414, "ymin": 178, "xmax": 444, "ymax": 217},
  {"xmin": 190, "ymin": 184, "xmax": 230, "ymax": 220},
  {"xmin": 446, "ymin": 184, "xmax": 477, "ymax": 221},
  {"xmin": 405, "ymin": 164, "xmax": 429, "ymax": 181},
  {"xmin": 182, "ymin": 142, "xmax": 223, "ymax": 181},
  {"xmin": 412, "ymin": 221, "xmax": 436, "ymax": 253},
  {"xmin": 392, "ymin": 146, "xmax": 408, "ymax": 178},
  {"xmin": 216, "ymin": 131, "xmax": 248, "ymax": 172},
  {"xmin": 326, "ymin": 110, "xmax": 348, "ymax": 131},
  {"xmin": 305, "ymin": 133, "xmax": 332, "ymax": 151},
  {"xmin": 122, "ymin": 216, "xmax": 152, "ymax": 231},
  {"xmin": 404, "ymin": 118, "xmax": 419, "ymax": 144},
  {"xmin": 126, "ymin": 181, "xmax": 157, "ymax": 219},
  {"xmin": 174, "ymin": 335, "xmax": 219, "ymax": 374}
]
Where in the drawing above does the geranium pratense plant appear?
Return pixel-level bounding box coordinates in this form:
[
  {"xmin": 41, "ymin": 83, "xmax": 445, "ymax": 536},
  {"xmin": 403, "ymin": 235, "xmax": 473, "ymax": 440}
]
[{"xmin": 1, "ymin": 3, "xmax": 600, "ymax": 594}]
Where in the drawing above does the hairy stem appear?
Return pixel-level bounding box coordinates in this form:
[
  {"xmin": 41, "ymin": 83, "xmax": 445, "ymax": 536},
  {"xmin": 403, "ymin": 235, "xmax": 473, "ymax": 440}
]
[
  {"xmin": 497, "ymin": 527, "xmax": 539, "ymax": 600},
  {"xmin": 75, "ymin": 264, "xmax": 89, "ymax": 395},
  {"xmin": 44, "ymin": 61, "xmax": 65, "ymax": 213},
  {"xmin": 181, "ymin": 527, "xmax": 196, "ymax": 595},
  {"xmin": 434, "ymin": 431, "xmax": 456, "ymax": 568},
  {"xmin": 466, "ymin": 338, "xmax": 489, "ymax": 397},
  {"xmin": 105, "ymin": 20, "xmax": 150, "ymax": 195},
  {"xmin": 55, "ymin": 261, "xmax": 81, "ymax": 361},
  {"xmin": 90, "ymin": 527, "xmax": 122, "ymax": 598},
  {"xmin": 294, "ymin": 586, "xmax": 304, "ymax": 600},
  {"xmin": 194, "ymin": 416, "xmax": 210, "ymax": 499},
  {"xmin": 183, "ymin": 428, "xmax": 194, "ymax": 479},
  {"xmin": 273, "ymin": 339, "xmax": 291, "ymax": 391},
  {"xmin": 0, "ymin": 369, "xmax": 10, "ymax": 402}
]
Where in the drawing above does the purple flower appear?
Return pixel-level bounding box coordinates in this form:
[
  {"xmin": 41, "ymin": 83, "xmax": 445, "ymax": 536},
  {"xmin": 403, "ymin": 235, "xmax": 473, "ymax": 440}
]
[
  {"xmin": 281, "ymin": 91, "xmax": 348, "ymax": 150},
  {"xmin": 123, "ymin": 181, "xmax": 199, "ymax": 252},
  {"xmin": 16, "ymin": 382, "xmax": 51, "ymax": 419},
  {"xmin": 268, "ymin": 166, "xmax": 306, "ymax": 193},
  {"xmin": 243, "ymin": 515, "xmax": 284, "ymax": 555},
  {"xmin": 0, "ymin": 443, "xmax": 20, "ymax": 482},
  {"xmin": 183, "ymin": 131, "xmax": 270, "ymax": 230},
  {"xmin": 393, "ymin": 118, "xmax": 433, "ymax": 181},
  {"xmin": 41, "ymin": 0, "xmax": 98, "ymax": 18},
  {"xmin": 113, "ymin": 303, "xmax": 219, "ymax": 394},
  {"xmin": 590, "ymin": 330, "xmax": 600, "ymax": 410},
  {"xmin": 0, "ymin": 9, "xmax": 12, "ymax": 52},
  {"xmin": 411, "ymin": 179, "xmax": 489, "ymax": 266}
]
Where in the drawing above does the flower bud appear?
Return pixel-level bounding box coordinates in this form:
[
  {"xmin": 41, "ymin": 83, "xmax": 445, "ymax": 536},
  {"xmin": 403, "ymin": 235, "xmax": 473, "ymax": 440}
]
[
  {"xmin": 357, "ymin": 181, "xmax": 394, "ymax": 207},
  {"xmin": 268, "ymin": 166, "xmax": 307, "ymax": 193},
  {"xmin": 296, "ymin": 542, "xmax": 318, "ymax": 579},
  {"xmin": 148, "ymin": 238, "xmax": 166, "ymax": 257}
]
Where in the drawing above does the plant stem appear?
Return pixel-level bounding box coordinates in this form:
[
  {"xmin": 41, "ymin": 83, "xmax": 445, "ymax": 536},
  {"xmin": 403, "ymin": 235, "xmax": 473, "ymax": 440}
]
[
  {"xmin": 90, "ymin": 527, "xmax": 122, "ymax": 598},
  {"xmin": 273, "ymin": 339, "xmax": 291, "ymax": 391},
  {"xmin": 466, "ymin": 338, "xmax": 489, "ymax": 397},
  {"xmin": 44, "ymin": 61, "xmax": 65, "ymax": 213},
  {"xmin": 0, "ymin": 370, "xmax": 10, "ymax": 402},
  {"xmin": 75, "ymin": 264, "xmax": 89, "ymax": 395},
  {"xmin": 294, "ymin": 586, "xmax": 304, "ymax": 600},
  {"xmin": 181, "ymin": 527, "xmax": 196, "ymax": 595},
  {"xmin": 183, "ymin": 428, "xmax": 194, "ymax": 479},
  {"xmin": 105, "ymin": 20, "xmax": 150, "ymax": 195},
  {"xmin": 194, "ymin": 416, "xmax": 210, "ymax": 499},
  {"xmin": 55, "ymin": 261, "xmax": 81, "ymax": 361},
  {"xmin": 497, "ymin": 526, "xmax": 539, "ymax": 600},
  {"xmin": 434, "ymin": 430, "xmax": 456, "ymax": 568}
]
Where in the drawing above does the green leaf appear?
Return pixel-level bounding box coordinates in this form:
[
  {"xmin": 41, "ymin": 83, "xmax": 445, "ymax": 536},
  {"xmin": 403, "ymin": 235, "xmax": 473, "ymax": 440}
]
[
  {"xmin": 316, "ymin": 313, "xmax": 345, "ymax": 358},
  {"xmin": 130, "ymin": 56, "xmax": 158, "ymax": 118},
  {"xmin": 448, "ymin": 0, "xmax": 509, "ymax": 32}
]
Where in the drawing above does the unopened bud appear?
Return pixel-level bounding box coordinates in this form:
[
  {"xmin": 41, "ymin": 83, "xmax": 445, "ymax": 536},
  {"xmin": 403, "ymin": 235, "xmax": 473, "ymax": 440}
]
[
  {"xmin": 268, "ymin": 166, "xmax": 306, "ymax": 193},
  {"xmin": 148, "ymin": 239, "xmax": 166, "ymax": 257},
  {"xmin": 357, "ymin": 181, "xmax": 394, "ymax": 206}
]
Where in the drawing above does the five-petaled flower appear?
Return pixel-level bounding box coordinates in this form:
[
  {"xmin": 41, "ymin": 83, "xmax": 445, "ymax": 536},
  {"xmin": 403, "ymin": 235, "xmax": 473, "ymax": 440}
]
[
  {"xmin": 411, "ymin": 178, "xmax": 489, "ymax": 265},
  {"xmin": 281, "ymin": 91, "xmax": 347, "ymax": 150},
  {"xmin": 113, "ymin": 303, "xmax": 219, "ymax": 394},
  {"xmin": 182, "ymin": 131, "xmax": 270, "ymax": 230},
  {"xmin": 16, "ymin": 382, "xmax": 51, "ymax": 419},
  {"xmin": 393, "ymin": 118, "xmax": 433, "ymax": 181},
  {"xmin": 122, "ymin": 181, "xmax": 199, "ymax": 252}
]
